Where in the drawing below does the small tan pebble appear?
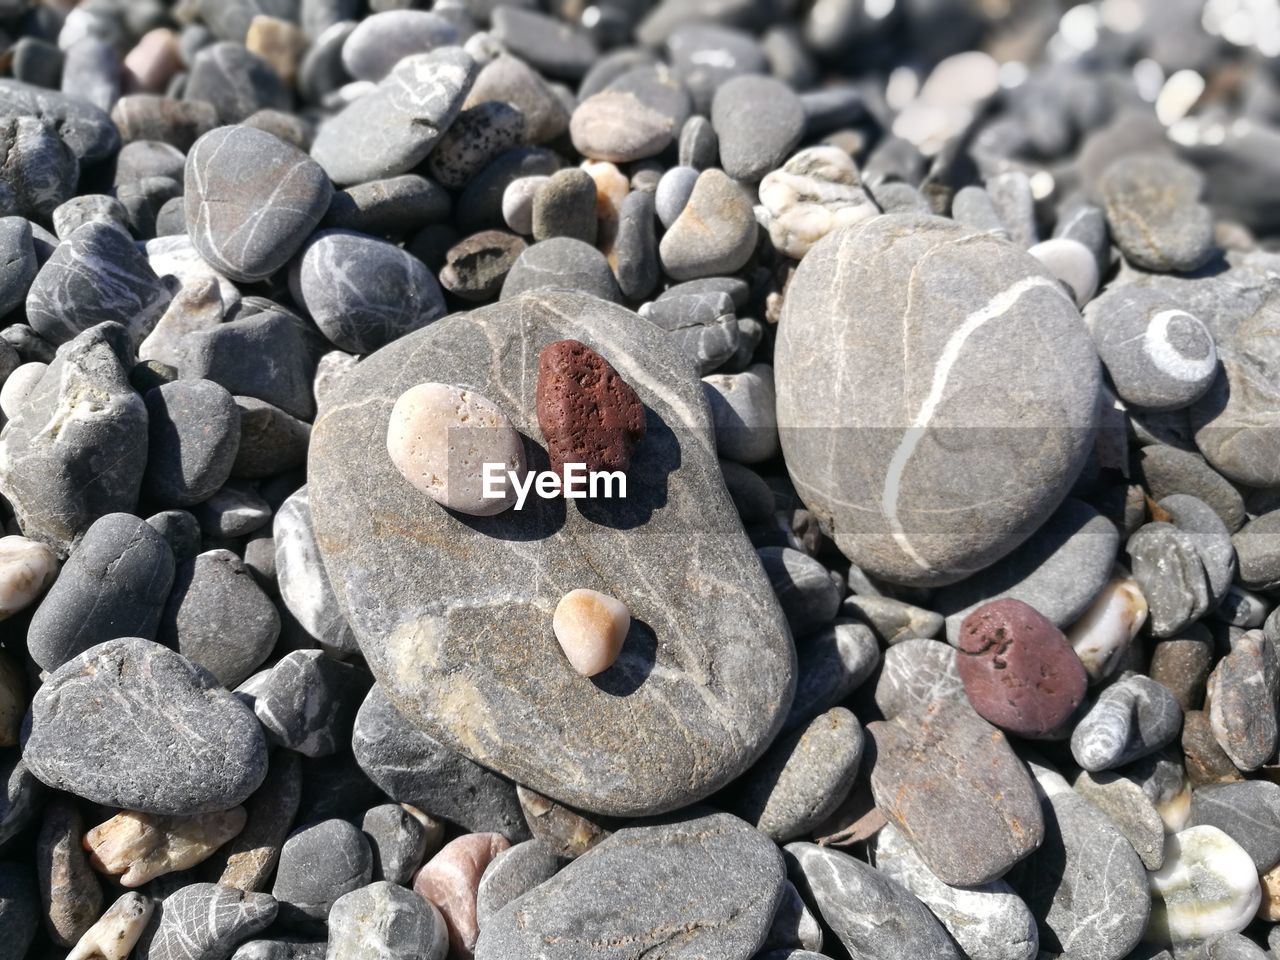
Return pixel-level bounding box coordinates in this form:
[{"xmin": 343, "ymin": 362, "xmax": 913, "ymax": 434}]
[
  {"xmin": 0, "ymin": 648, "xmax": 23, "ymax": 746},
  {"xmin": 552, "ymin": 589, "xmax": 630, "ymax": 677},
  {"xmin": 0, "ymin": 534, "xmax": 59, "ymax": 620},
  {"xmin": 122, "ymin": 28, "xmax": 181, "ymax": 93},
  {"xmin": 582, "ymin": 160, "xmax": 630, "ymax": 223},
  {"xmin": 403, "ymin": 804, "xmax": 447, "ymax": 860},
  {"xmin": 245, "ymin": 15, "xmax": 308, "ymax": 86},
  {"xmin": 413, "ymin": 832, "xmax": 511, "ymax": 957},
  {"xmin": 1260, "ymin": 863, "xmax": 1280, "ymax": 921},
  {"xmin": 386, "ymin": 382, "xmax": 526, "ymax": 517},
  {"xmin": 84, "ymin": 807, "xmax": 248, "ymax": 887},
  {"xmin": 66, "ymin": 891, "xmax": 155, "ymax": 960}
]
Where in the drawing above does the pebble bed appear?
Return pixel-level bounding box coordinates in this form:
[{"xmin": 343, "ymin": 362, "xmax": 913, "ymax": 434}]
[{"xmin": 3, "ymin": 1, "xmax": 1280, "ymax": 959}]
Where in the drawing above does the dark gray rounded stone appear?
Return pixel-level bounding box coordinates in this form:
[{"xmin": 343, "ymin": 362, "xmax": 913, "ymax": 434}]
[
  {"xmin": 666, "ymin": 23, "xmax": 767, "ymax": 114},
  {"xmin": 0, "ymin": 79, "xmax": 120, "ymax": 163},
  {"xmin": 531, "ymin": 169, "xmax": 598, "ymax": 245},
  {"xmin": 26, "ymin": 221, "xmax": 172, "ymax": 346},
  {"xmin": 309, "ymin": 290, "xmax": 796, "ymax": 817},
  {"xmin": 27, "ymin": 512, "xmax": 176, "ymax": 672},
  {"xmin": 475, "ymin": 810, "xmax": 785, "ymax": 960},
  {"xmin": 1129, "ymin": 494, "xmax": 1234, "ymax": 637},
  {"xmin": 0, "ymin": 217, "xmax": 36, "ymax": 317},
  {"xmin": 1189, "ymin": 781, "xmax": 1280, "ymax": 872},
  {"xmin": 873, "ymin": 636, "xmax": 966, "ymax": 721},
  {"xmin": 0, "ymin": 116, "xmax": 79, "ymax": 220},
  {"xmin": 612, "ymin": 189, "xmax": 658, "ymax": 301},
  {"xmin": 757, "ymin": 546, "xmax": 841, "ymax": 638},
  {"xmin": 776, "ymin": 214, "xmax": 1102, "ymax": 587},
  {"xmin": 232, "ymin": 942, "xmax": 326, "ymax": 960},
  {"xmin": 362, "ymin": 805, "xmax": 431, "ymax": 885},
  {"xmin": 867, "ymin": 700, "xmax": 1044, "ymax": 886},
  {"xmin": 148, "ymin": 508, "xmax": 204, "ymax": 563},
  {"xmin": 185, "ymin": 42, "xmax": 290, "ymax": 124},
  {"xmin": 640, "ymin": 290, "xmax": 740, "ymax": 374},
  {"xmin": 785, "ymin": 842, "xmax": 962, "ymax": 960},
  {"xmin": 490, "ymin": 7, "xmax": 597, "ymax": 82},
  {"xmin": 678, "ymin": 114, "xmax": 719, "ymax": 169},
  {"xmin": 251, "ymin": 650, "xmax": 368, "ymax": 758},
  {"xmin": 475, "ymin": 840, "xmax": 568, "ymax": 929},
  {"xmin": 0, "ymin": 323, "xmax": 148, "ymax": 553},
  {"xmin": 0, "ymin": 862, "xmax": 39, "ymax": 960},
  {"xmin": 159, "ymin": 549, "xmax": 280, "ymax": 688},
  {"xmin": 288, "ymin": 229, "xmax": 446, "ymax": 355},
  {"xmin": 341, "ymin": 10, "xmax": 459, "ymax": 82},
  {"xmin": 143, "ymin": 379, "xmax": 241, "ymax": 507},
  {"xmin": 193, "ymin": 483, "xmax": 273, "ymax": 539},
  {"xmin": 323, "ymin": 175, "xmax": 452, "ymax": 239},
  {"xmin": 274, "ymin": 487, "xmax": 357, "ymax": 656},
  {"xmin": 1006, "ymin": 763, "xmax": 1150, "ymax": 960},
  {"xmin": 326, "ymin": 882, "xmax": 448, "ymax": 960},
  {"xmin": 785, "ymin": 620, "xmax": 879, "ymax": 733},
  {"xmin": 232, "ymin": 396, "xmax": 311, "ymax": 480},
  {"xmin": 1, "ymin": 756, "xmax": 40, "ymax": 848},
  {"xmin": 937, "ymin": 498, "xmax": 1118, "ymax": 641},
  {"xmin": 1100, "ymin": 155, "xmax": 1214, "ymax": 274},
  {"xmin": 116, "ymin": 140, "xmax": 186, "ymax": 186},
  {"xmin": 1072, "ymin": 769, "xmax": 1167, "ymax": 871},
  {"xmin": 500, "ymin": 237, "xmax": 622, "ymax": 303},
  {"xmin": 52, "ymin": 194, "xmax": 131, "ymax": 240},
  {"xmin": 136, "ymin": 883, "xmax": 278, "ymax": 960},
  {"xmin": 1233, "ymin": 510, "xmax": 1280, "ymax": 590},
  {"xmin": 1070, "ymin": 674, "xmax": 1183, "ymax": 772},
  {"xmin": 23, "ymin": 637, "xmax": 269, "ymax": 814},
  {"xmin": 186, "ymin": 125, "xmax": 332, "ymax": 284},
  {"xmin": 1134, "ymin": 444, "xmax": 1245, "ymax": 533},
  {"xmin": 711, "ymin": 75, "xmax": 804, "ymax": 183},
  {"xmin": 727, "ymin": 706, "xmax": 863, "ymax": 842},
  {"xmin": 1089, "ymin": 287, "xmax": 1218, "ymax": 411},
  {"xmin": 352, "ymin": 685, "xmax": 530, "ymax": 841},
  {"xmin": 310, "ymin": 48, "xmax": 478, "ymax": 187},
  {"xmin": 272, "ymin": 819, "xmax": 372, "ymax": 931},
  {"xmin": 111, "ymin": 94, "xmax": 220, "ymax": 152}
]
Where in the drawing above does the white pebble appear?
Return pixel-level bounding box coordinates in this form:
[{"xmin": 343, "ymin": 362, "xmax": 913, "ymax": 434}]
[
  {"xmin": 757, "ymin": 146, "xmax": 878, "ymax": 259},
  {"xmin": 1066, "ymin": 577, "xmax": 1148, "ymax": 682},
  {"xmin": 502, "ymin": 176, "xmax": 549, "ymax": 235},
  {"xmin": 1147, "ymin": 825, "xmax": 1261, "ymax": 946},
  {"xmin": 0, "ymin": 534, "xmax": 59, "ymax": 620},
  {"xmin": 0, "ymin": 361, "xmax": 47, "ymax": 419},
  {"xmin": 1029, "ymin": 238, "xmax": 1099, "ymax": 307},
  {"xmin": 386, "ymin": 382, "xmax": 525, "ymax": 516},
  {"xmin": 552, "ymin": 588, "xmax": 630, "ymax": 677},
  {"xmin": 67, "ymin": 892, "xmax": 155, "ymax": 960}
]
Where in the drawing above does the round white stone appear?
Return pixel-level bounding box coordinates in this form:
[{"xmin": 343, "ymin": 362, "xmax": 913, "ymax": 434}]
[
  {"xmin": 1029, "ymin": 238, "xmax": 1099, "ymax": 307},
  {"xmin": 1148, "ymin": 825, "xmax": 1262, "ymax": 946},
  {"xmin": 0, "ymin": 534, "xmax": 59, "ymax": 620},
  {"xmin": 1066, "ymin": 577, "xmax": 1149, "ymax": 682},
  {"xmin": 386, "ymin": 382, "xmax": 526, "ymax": 516},
  {"xmin": 552, "ymin": 588, "xmax": 630, "ymax": 677}
]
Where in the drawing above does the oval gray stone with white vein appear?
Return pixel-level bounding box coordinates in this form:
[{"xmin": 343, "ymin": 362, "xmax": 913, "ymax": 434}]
[
  {"xmin": 775, "ymin": 214, "xmax": 1102, "ymax": 587},
  {"xmin": 23, "ymin": 638, "xmax": 269, "ymax": 815},
  {"xmin": 185, "ymin": 125, "xmax": 332, "ymax": 283}
]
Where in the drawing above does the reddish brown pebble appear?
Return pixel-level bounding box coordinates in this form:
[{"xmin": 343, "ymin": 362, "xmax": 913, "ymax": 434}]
[
  {"xmin": 535, "ymin": 339, "xmax": 646, "ymax": 483},
  {"xmin": 413, "ymin": 832, "xmax": 510, "ymax": 958},
  {"xmin": 956, "ymin": 598, "xmax": 1088, "ymax": 739}
]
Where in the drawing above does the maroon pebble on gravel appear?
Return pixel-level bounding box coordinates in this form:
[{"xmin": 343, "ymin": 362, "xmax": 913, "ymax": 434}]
[
  {"xmin": 956, "ymin": 597, "xmax": 1088, "ymax": 739},
  {"xmin": 535, "ymin": 339, "xmax": 646, "ymax": 482}
]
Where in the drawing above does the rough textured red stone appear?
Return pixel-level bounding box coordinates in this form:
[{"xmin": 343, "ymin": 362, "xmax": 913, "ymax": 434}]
[
  {"xmin": 956, "ymin": 597, "xmax": 1088, "ymax": 739},
  {"xmin": 535, "ymin": 339, "xmax": 646, "ymax": 481}
]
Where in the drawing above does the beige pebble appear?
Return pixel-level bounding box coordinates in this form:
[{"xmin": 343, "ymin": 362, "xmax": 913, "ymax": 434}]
[
  {"xmin": 1260, "ymin": 862, "xmax": 1280, "ymax": 921},
  {"xmin": 0, "ymin": 648, "xmax": 23, "ymax": 747},
  {"xmin": 552, "ymin": 588, "xmax": 629, "ymax": 676},
  {"xmin": 386, "ymin": 383, "xmax": 525, "ymax": 516},
  {"xmin": 84, "ymin": 807, "xmax": 247, "ymax": 887},
  {"xmin": 245, "ymin": 15, "xmax": 308, "ymax": 86},
  {"xmin": 0, "ymin": 534, "xmax": 59, "ymax": 620},
  {"xmin": 66, "ymin": 892, "xmax": 154, "ymax": 960},
  {"xmin": 413, "ymin": 832, "xmax": 511, "ymax": 957},
  {"xmin": 1067, "ymin": 577, "xmax": 1149, "ymax": 682},
  {"xmin": 122, "ymin": 28, "xmax": 181, "ymax": 93}
]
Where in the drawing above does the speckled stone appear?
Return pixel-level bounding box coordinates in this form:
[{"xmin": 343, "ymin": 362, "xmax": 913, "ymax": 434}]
[
  {"xmin": 23, "ymin": 638, "xmax": 268, "ymax": 815},
  {"xmin": 868, "ymin": 699, "xmax": 1044, "ymax": 886}
]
